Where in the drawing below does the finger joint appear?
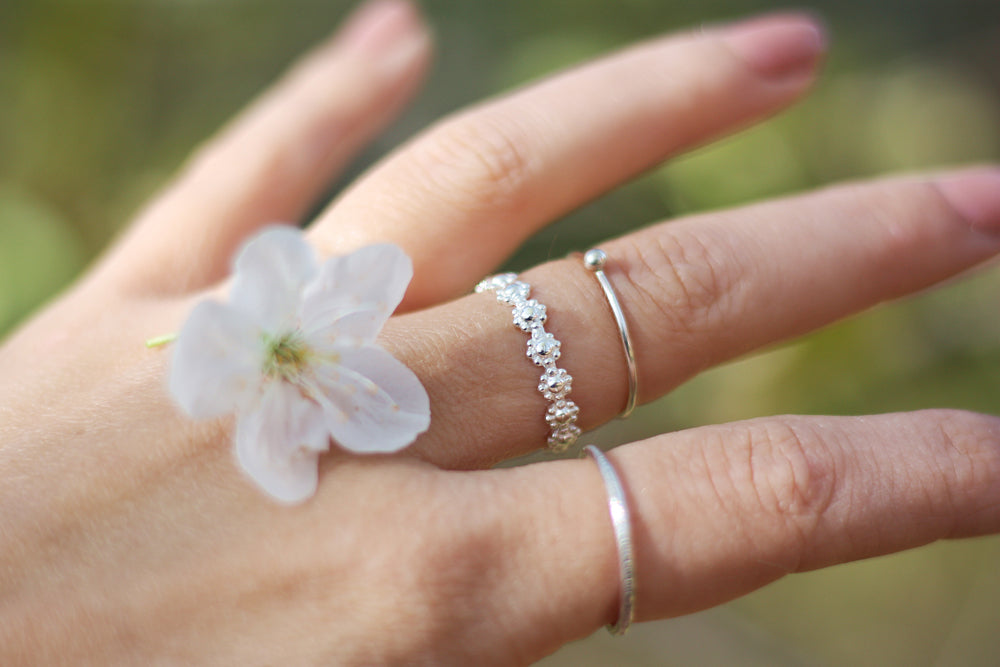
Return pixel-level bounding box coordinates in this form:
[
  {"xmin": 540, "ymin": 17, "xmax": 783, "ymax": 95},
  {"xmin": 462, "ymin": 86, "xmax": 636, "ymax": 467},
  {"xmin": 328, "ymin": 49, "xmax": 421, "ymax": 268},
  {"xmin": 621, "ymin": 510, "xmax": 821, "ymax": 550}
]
[{"xmin": 414, "ymin": 112, "xmax": 538, "ymax": 213}]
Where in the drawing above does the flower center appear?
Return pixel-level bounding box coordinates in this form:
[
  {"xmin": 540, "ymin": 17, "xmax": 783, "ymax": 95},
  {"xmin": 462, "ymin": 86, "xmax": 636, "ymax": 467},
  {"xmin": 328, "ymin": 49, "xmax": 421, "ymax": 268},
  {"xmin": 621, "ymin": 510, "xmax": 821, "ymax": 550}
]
[{"xmin": 263, "ymin": 332, "xmax": 309, "ymax": 380}]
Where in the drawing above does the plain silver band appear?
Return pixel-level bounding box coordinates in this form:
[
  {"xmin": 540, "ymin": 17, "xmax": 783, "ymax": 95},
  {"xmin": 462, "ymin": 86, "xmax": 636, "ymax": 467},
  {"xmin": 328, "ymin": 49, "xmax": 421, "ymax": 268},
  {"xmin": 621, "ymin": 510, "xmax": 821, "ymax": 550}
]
[
  {"xmin": 583, "ymin": 249, "xmax": 638, "ymax": 418},
  {"xmin": 583, "ymin": 445, "xmax": 635, "ymax": 636}
]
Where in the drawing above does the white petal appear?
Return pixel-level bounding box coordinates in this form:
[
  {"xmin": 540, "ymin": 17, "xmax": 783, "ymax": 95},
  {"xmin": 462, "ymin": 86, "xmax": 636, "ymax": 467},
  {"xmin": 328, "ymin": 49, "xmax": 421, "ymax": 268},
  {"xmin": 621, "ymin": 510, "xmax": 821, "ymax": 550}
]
[
  {"xmin": 273, "ymin": 382, "xmax": 332, "ymax": 455},
  {"xmin": 169, "ymin": 300, "xmax": 262, "ymax": 419},
  {"xmin": 312, "ymin": 345, "xmax": 429, "ymax": 454},
  {"xmin": 235, "ymin": 381, "xmax": 325, "ymax": 503},
  {"xmin": 299, "ymin": 243, "xmax": 412, "ymax": 343},
  {"xmin": 230, "ymin": 226, "xmax": 319, "ymax": 332}
]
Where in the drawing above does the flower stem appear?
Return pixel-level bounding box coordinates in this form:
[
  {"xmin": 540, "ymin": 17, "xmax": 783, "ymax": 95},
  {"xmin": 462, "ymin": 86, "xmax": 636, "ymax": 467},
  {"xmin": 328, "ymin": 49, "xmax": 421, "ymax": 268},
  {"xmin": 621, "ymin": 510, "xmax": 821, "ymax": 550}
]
[{"xmin": 145, "ymin": 333, "xmax": 178, "ymax": 348}]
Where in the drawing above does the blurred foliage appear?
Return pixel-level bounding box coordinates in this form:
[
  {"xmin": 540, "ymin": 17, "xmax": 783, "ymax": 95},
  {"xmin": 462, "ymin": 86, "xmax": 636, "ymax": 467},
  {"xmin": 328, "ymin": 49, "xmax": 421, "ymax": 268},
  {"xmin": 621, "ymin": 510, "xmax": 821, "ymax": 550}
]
[{"xmin": 2, "ymin": 0, "xmax": 1000, "ymax": 664}]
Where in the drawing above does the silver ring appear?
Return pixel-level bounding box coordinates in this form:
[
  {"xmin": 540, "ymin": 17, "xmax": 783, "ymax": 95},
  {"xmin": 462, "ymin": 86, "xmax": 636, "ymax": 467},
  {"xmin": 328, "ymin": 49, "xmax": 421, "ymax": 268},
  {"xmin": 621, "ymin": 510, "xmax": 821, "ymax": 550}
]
[
  {"xmin": 583, "ymin": 249, "xmax": 638, "ymax": 418},
  {"xmin": 476, "ymin": 273, "xmax": 581, "ymax": 451},
  {"xmin": 583, "ymin": 445, "xmax": 635, "ymax": 636}
]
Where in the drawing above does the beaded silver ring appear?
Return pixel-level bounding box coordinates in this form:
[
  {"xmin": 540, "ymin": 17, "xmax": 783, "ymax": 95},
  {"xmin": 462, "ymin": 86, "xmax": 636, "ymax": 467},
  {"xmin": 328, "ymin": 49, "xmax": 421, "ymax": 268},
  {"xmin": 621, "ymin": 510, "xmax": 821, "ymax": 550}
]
[{"xmin": 476, "ymin": 273, "xmax": 580, "ymax": 451}]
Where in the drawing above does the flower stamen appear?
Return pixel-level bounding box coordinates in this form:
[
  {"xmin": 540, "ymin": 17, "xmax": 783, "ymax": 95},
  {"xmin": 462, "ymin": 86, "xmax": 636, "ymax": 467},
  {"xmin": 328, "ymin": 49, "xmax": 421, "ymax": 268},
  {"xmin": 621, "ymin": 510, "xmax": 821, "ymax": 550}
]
[{"xmin": 263, "ymin": 332, "xmax": 310, "ymax": 380}]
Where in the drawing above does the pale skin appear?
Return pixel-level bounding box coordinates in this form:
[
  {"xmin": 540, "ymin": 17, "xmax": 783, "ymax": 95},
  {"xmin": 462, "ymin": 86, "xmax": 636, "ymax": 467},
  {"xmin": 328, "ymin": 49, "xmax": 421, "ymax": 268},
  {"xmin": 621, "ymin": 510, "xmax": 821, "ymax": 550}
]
[{"xmin": 3, "ymin": 1, "xmax": 1000, "ymax": 664}]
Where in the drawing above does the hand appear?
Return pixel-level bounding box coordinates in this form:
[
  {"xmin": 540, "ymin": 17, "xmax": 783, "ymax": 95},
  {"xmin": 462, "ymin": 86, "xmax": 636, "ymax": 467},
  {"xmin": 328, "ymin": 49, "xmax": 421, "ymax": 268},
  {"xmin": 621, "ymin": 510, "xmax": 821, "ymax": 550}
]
[{"xmin": 3, "ymin": 1, "xmax": 1000, "ymax": 664}]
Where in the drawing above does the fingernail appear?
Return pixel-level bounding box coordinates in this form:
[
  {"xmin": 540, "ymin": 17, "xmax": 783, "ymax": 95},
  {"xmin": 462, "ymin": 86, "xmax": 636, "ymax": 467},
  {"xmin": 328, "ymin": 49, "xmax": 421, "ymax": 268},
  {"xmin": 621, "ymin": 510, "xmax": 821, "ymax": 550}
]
[
  {"xmin": 721, "ymin": 14, "xmax": 827, "ymax": 79},
  {"xmin": 936, "ymin": 167, "xmax": 1000, "ymax": 231},
  {"xmin": 339, "ymin": 0, "xmax": 419, "ymax": 56}
]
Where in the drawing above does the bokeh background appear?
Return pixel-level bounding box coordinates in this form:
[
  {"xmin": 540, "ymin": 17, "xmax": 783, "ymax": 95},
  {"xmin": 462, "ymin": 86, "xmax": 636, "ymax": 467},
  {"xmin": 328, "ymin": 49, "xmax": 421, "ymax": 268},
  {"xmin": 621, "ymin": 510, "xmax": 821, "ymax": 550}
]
[{"xmin": 2, "ymin": 0, "xmax": 1000, "ymax": 664}]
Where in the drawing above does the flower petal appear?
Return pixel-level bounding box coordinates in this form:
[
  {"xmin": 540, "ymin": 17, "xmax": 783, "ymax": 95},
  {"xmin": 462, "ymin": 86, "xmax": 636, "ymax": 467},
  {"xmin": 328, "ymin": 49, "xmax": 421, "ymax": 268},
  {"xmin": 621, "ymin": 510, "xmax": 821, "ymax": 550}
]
[
  {"xmin": 299, "ymin": 243, "xmax": 412, "ymax": 343},
  {"xmin": 312, "ymin": 345, "xmax": 429, "ymax": 454},
  {"xmin": 169, "ymin": 300, "xmax": 261, "ymax": 419},
  {"xmin": 230, "ymin": 226, "xmax": 319, "ymax": 332},
  {"xmin": 235, "ymin": 381, "xmax": 326, "ymax": 503}
]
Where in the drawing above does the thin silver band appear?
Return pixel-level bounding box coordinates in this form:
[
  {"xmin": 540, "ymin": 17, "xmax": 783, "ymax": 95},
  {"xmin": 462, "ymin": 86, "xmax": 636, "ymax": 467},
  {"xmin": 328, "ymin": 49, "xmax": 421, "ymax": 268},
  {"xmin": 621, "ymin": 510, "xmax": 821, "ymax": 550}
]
[
  {"xmin": 476, "ymin": 273, "xmax": 580, "ymax": 451},
  {"xmin": 582, "ymin": 249, "xmax": 638, "ymax": 418},
  {"xmin": 583, "ymin": 445, "xmax": 635, "ymax": 636}
]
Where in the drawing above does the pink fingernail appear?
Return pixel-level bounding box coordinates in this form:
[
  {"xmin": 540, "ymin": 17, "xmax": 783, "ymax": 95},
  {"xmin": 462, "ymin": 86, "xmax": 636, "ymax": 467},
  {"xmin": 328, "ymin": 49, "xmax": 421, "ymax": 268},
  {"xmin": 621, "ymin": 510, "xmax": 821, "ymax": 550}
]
[
  {"xmin": 339, "ymin": 0, "xmax": 419, "ymax": 56},
  {"xmin": 721, "ymin": 14, "xmax": 827, "ymax": 79},
  {"xmin": 936, "ymin": 167, "xmax": 1000, "ymax": 231}
]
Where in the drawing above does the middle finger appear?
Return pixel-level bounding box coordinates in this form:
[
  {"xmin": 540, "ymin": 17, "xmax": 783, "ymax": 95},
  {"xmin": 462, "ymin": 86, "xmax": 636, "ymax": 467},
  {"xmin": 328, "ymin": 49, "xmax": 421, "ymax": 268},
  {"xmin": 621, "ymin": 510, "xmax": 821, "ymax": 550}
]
[{"xmin": 309, "ymin": 14, "xmax": 825, "ymax": 308}]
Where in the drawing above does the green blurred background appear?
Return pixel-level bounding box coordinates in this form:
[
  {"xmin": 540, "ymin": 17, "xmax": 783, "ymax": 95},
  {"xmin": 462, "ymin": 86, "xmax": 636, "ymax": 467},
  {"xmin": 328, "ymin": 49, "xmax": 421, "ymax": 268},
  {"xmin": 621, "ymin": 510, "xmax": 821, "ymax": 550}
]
[{"xmin": 2, "ymin": 0, "xmax": 1000, "ymax": 664}]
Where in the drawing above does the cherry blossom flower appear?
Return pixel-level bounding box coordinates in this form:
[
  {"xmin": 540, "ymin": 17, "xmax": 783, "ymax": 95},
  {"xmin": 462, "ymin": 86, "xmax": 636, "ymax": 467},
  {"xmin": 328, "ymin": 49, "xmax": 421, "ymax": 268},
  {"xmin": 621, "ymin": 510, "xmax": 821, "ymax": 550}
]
[{"xmin": 169, "ymin": 226, "xmax": 430, "ymax": 503}]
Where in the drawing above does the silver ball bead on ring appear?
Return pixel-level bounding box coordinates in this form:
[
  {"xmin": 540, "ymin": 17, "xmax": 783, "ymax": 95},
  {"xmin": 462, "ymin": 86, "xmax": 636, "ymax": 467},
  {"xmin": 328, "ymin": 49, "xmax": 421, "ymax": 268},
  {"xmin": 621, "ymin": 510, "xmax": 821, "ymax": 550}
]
[{"xmin": 583, "ymin": 248, "xmax": 607, "ymax": 271}]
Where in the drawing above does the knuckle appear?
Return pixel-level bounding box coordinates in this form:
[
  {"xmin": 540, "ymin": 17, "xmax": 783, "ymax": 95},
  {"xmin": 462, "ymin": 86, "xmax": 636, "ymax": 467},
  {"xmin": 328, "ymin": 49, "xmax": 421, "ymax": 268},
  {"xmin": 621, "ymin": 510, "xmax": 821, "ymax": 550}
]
[
  {"xmin": 921, "ymin": 408, "xmax": 992, "ymax": 448},
  {"xmin": 414, "ymin": 111, "xmax": 536, "ymax": 212},
  {"xmin": 722, "ymin": 419, "xmax": 840, "ymax": 558},
  {"xmin": 819, "ymin": 178, "xmax": 958, "ymax": 259},
  {"xmin": 615, "ymin": 225, "xmax": 736, "ymax": 337},
  {"xmin": 913, "ymin": 409, "xmax": 998, "ymax": 513}
]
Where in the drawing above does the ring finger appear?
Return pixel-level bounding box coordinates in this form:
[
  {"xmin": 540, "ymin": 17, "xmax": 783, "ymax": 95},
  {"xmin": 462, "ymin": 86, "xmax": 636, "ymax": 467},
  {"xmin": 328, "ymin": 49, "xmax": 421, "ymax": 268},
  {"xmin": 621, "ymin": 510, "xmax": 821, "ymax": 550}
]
[{"xmin": 382, "ymin": 167, "xmax": 1000, "ymax": 469}]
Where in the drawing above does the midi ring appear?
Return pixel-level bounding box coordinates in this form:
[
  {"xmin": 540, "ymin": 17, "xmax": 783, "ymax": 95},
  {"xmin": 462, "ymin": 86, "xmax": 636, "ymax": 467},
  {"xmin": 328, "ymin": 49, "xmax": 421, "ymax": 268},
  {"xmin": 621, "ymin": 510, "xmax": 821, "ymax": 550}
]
[
  {"xmin": 476, "ymin": 273, "xmax": 581, "ymax": 451},
  {"xmin": 583, "ymin": 445, "xmax": 635, "ymax": 636},
  {"xmin": 582, "ymin": 249, "xmax": 638, "ymax": 418}
]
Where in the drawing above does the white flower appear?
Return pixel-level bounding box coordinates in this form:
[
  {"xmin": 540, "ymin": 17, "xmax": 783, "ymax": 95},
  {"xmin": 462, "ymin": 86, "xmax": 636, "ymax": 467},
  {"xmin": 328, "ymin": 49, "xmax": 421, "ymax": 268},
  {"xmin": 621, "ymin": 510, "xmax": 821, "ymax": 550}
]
[{"xmin": 169, "ymin": 226, "xmax": 430, "ymax": 503}]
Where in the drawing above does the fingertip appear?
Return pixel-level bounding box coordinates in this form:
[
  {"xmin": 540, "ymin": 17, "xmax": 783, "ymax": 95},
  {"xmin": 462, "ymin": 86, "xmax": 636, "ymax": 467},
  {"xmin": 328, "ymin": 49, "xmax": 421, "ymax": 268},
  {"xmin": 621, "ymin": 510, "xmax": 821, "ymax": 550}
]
[
  {"xmin": 935, "ymin": 166, "xmax": 1000, "ymax": 232},
  {"xmin": 337, "ymin": 0, "xmax": 430, "ymax": 61},
  {"xmin": 718, "ymin": 12, "xmax": 828, "ymax": 80}
]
